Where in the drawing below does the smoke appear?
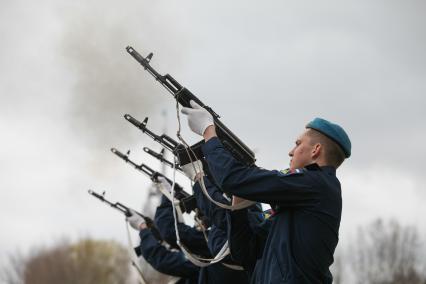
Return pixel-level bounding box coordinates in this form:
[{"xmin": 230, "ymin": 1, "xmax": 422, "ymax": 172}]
[{"xmin": 57, "ymin": 0, "xmax": 192, "ymax": 151}]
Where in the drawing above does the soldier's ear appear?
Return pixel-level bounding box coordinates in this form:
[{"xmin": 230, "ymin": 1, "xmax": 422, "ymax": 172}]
[{"xmin": 311, "ymin": 143, "xmax": 322, "ymax": 159}]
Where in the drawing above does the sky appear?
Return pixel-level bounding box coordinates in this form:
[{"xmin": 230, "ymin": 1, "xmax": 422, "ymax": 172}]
[{"xmin": 1, "ymin": 0, "xmax": 425, "ymax": 276}]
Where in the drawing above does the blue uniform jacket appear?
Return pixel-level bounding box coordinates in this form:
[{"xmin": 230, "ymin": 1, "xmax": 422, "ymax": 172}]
[
  {"xmin": 156, "ymin": 189, "xmax": 250, "ymax": 283},
  {"xmin": 155, "ymin": 195, "xmax": 210, "ymax": 256},
  {"xmin": 194, "ymin": 177, "xmax": 265, "ymax": 283},
  {"xmin": 193, "ymin": 177, "xmax": 264, "ymax": 236},
  {"xmin": 193, "ymin": 177, "xmax": 230, "ymax": 231},
  {"xmin": 193, "ymin": 177, "xmax": 267, "ymax": 260},
  {"xmin": 226, "ymin": 208, "xmax": 272, "ymax": 279},
  {"xmin": 138, "ymin": 228, "xmax": 199, "ymax": 284},
  {"xmin": 202, "ymin": 137, "xmax": 342, "ymax": 284}
]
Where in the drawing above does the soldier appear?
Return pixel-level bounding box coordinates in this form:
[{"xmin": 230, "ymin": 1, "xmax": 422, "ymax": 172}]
[
  {"xmin": 127, "ymin": 210, "xmax": 199, "ymax": 284},
  {"xmin": 182, "ymin": 101, "xmax": 351, "ymax": 283}
]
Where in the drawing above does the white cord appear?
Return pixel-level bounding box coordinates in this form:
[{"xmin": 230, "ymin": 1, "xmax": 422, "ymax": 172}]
[
  {"xmin": 222, "ymin": 262, "xmax": 244, "ymax": 271},
  {"xmin": 174, "ymin": 101, "xmax": 254, "ymax": 211},
  {"xmin": 197, "ymin": 176, "xmax": 255, "ymax": 210},
  {"xmin": 165, "ymin": 155, "xmax": 231, "ymax": 267},
  {"xmin": 194, "ymin": 212, "xmax": 209, "ymax": 243},
  {"xmin": 125, "ymin": 221, "xmax": 147, "ymax": 284},
  {"xmin": 154, "ymin": 182, "xmax": 184, "ymax": 223}
]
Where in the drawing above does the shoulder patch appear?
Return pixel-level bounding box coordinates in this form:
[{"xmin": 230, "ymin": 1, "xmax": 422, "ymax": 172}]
[
  {"xmin": 263, "ymin": 209, "xmax": 274, "ymax": 219},
  {"xmin": 279, "ymin": 168, "xmax": 304, "ymax": 176}
]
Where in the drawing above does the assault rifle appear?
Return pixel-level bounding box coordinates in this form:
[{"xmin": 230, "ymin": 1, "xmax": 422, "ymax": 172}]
[
  {"xmin": 143, "ymin": 147, "xmax": 182, "ymax": 172},
  {"xmin": 124, "ymin": 114, "xmax": 199, "ymax": 166},
  {"xmin": 110, "ymin": 147, "xmax": 197, "ymax": 213},
  {"xmin": 126, "ymin": 46, "xmax": 256, "ymax": 166},
  {"xmin": 87, "ymin": 189, "xmax": 163, "ymax": 241}
]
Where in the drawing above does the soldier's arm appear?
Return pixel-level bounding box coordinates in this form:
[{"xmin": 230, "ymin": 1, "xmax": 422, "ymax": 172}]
[
  {"xmin": 154, "ymin": 195, "xmax": 210, "ymax": 256},
  {"xmin": 138, "ymin": 228, "xmax": 199, "ymax": 278},
  {"xmin": 202, "ymin": 137, "xmax": 321, "ymax": 207},
  {"xmin": 226, "ymin": 208, "xmax": 271, "ymax": 276},
  {"xmin": 193, "ymin": 176, "xmax": 230, "ymax": 230}
]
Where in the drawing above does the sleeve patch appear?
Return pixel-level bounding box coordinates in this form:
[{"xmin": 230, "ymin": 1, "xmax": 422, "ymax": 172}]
[
  {"xmin": 263, "ymin": 209, "xmax": 277, "ymax": 219},
  {"xmin": 279, "ymin": 168, "xmax": 304, "ymax": 176}
]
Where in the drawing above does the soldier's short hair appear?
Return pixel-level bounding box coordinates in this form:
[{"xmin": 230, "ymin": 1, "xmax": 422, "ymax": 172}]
[{"xmin": 306, "ymin": 129, "xmax": 346, "ymax": 168}]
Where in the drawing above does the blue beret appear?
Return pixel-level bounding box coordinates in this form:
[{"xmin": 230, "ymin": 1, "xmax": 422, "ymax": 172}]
[{"xmin": 306, "ymin": 118, "xmax": 351, "ymax": 158}]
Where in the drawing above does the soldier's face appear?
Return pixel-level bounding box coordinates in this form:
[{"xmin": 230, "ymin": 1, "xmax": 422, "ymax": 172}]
[{"xmin": 288, "ymin": 130, "xmax": 315, "ymax": 170}]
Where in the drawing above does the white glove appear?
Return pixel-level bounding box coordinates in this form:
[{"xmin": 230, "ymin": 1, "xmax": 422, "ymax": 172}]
[
  {"xmin": 181, "ymin": 100, "xmax": 214, "ymax": 136},
  {"xmin": 157, "ymin": 176, "xmax": 172, "ymax": 193},
  {"xmin": 126, "ymin": 209, "xmax": 146, "ymax": 231},
  {"xmin": 181, "ymin": 160, "xmax": 204, "ymax": 181}
]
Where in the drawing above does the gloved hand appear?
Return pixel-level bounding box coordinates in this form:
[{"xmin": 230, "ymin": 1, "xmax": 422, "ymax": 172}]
[
  {"xmin": 181, "ymin": 100, "xmax": 214, "ymax": 136},
  {"xmin": 181, "ymin": 160, "xmax": 204, "ymax": 181},
  {"xmin": 157, "ymin": 176, "xmax": 172, "ymax": 193},
  {"xmin": 126, "ymin": 209, "xmax": 146, "ymax": 231}
]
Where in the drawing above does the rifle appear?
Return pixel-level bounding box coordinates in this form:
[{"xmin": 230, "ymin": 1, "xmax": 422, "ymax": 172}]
[
  {"xmin": 124, "ymin": 115, "xmax": 199, "ymax": 166},
  {"xmin": 143, "ymin": 147, "xmax": 182, "ymax": 172},
  {"xmin": 125, "ymin": 46, "xmax": 256, "ymax": 166},
  {"xmin": 87, "ymin": 189, "xmax": 163, "ymax": 241},
  {"xmin": 110, "ymin": 147, "xmax": 197, "ymax": 214}
]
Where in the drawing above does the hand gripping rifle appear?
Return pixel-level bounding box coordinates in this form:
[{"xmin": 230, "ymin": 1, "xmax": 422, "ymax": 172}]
[
  {"xmin": 87, "ymin": 189, "xmax": 163, "ymax": 241},
  {"xmin": 126, "ymin": 46, "xmax": 256, "ymax": 166},
  {"xmin": 110, "ymin": 147, "xmax": 197, "ymax": 214}
]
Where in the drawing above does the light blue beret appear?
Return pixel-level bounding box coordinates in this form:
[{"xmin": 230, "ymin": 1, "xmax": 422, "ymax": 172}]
[{"xmin": 306, "ymin": 118, "xmax": 351, "ymax": 158}]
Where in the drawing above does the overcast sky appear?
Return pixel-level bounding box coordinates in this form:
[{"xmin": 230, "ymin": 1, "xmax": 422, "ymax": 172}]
[{"xmin": 1, "ymin": 0, "xmax": 425, "ymax": 274}]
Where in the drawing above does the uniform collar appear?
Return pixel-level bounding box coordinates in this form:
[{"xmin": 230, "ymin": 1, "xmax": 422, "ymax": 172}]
[
  {"xmin": 305, "ymin": 163, "xmax": 336, "ymax": 174},
  {"xmin": 304, "ymin": 163, "xmax": 321, "ymax": 171},
  {"xmin": 321, "ymin": 165, "xmax": 336, "ymax": 175}
]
